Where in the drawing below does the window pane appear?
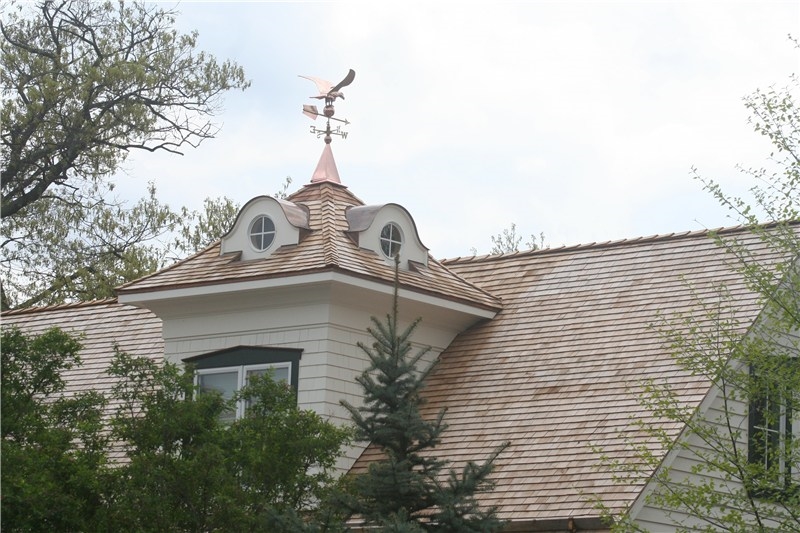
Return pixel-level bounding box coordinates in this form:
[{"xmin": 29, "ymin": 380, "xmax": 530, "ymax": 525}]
[
  {"xmin": 246, "ymin": 366, "xmax": 289, "ymax": 383},
  {"xmin": 198, "ymin": 371, "xmax": 238, "ymax": 423},
  {"xmin": 380, "ymin": 222, "xmax": 403, "ymax": 258},
  {"xmin": 273, "ymin": 366, "xmax": 290, "ymax": 382},
  {"xmin": 199, "ymin": 371, "xmax": 237, "ymax": 398},
  {"xmin": 249, "ymin": 215, "xmax": 276, "ymax": 251},
  {"xmin": 244, "ymin": 366, "xmax": 291, "ymax": 412},
  {"xmin": 246, "ymin": 368, "xmax": 268, "ymax": 381}
]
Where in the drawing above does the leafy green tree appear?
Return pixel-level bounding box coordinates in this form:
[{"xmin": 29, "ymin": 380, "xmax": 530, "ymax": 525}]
[
  {"xmin": 597, "ymin": 283, "xmax": 799, "ymax": 532},
  {"xmin": 595, "ymin": 54, "xmax": 800, "ymax": 532},
  {"xmin": 1, "ymin": 326, "xmax": 109, "ymax": 532},
  {"xmin": 230, "ymin": 372, "xmax": 352, "ymax": 532},
  {"xmin": 108, "ymin": 354, "xmax": 349, "ymax": 531},
  {"xmin": 485, "ymin": 223, "xmax": 545, "ymax": 255},
  {"xmin": 1, "ymin": 327, "xmax": 352, "ymax": 532},
  {"xmin": 3, "ymin": 184, "xmax": 176, "ymax": 308},
  {"xmin": 172, "ymin": 196, "xmax": 241, "ymax": 260},
  {"xmin": 170, "ymin": 176, "xmax": 291, "ymax": 262},
  {"xmin": 105, "ymin": 350, "xmax": 352, "ymax": 532},
  {"xmin": 1, "ymin": 186, "xmax": 243, "ymax": 309},
  {"xmin": 341, "ymin": 273, "xmax": 508, "ymax": 532},
  {"xmin": 0, "ymin": 0, "xmax": 248, "ymax": 218},
  {"xmin": 103, "ymin": 350, "xmax": 244, "ymax": 531},
  {"xmin": 0, "ymin": 0, "xmax": 249, "ymax": 309}
]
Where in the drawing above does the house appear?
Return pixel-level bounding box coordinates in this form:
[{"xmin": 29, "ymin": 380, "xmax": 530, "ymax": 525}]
[{"xmin": 3, "ymin": 142, "xmax": 796, "ymax": 532}]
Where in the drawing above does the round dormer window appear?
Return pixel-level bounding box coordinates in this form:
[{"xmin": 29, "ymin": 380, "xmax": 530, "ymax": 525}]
[
  {"xmin": 380, "ymin": 222, "xmax": 403, "ymax": 258},
  {"xmin": 249, "ymin": 215, "xmax": 276, "ymax": 251}
]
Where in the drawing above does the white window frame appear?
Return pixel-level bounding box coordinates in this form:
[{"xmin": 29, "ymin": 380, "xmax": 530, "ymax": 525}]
[
  {"xmin": 196, "ymin": 361, "xmax": 292, "ymax": 420},
  {"xmin": 248, "ymin": 214, "xmax": 276, "ymax": 252},
  {"xmin": 751, "ymin": 395, "xmax": 790, "ymax": 472},
  {"xmin": 380, "ymin": 222, "xmax": 403, "ymax": 258},
  {"xmin": 749, "ymin": 363, "xmax": 796, "ymax": 494}
]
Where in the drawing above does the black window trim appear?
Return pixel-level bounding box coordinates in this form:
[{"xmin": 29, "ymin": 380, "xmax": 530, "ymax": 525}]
[
  {"xmin": 184, "ymin": 345, "xmax": 302, "ymax": 393},
  {"xmin": 748, "ymin": 362, "xmax": 797, "ymax": 499}
]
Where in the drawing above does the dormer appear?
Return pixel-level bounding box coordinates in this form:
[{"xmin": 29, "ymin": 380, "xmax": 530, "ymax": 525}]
[
  {"xmin": 346, "ymin": 204, "xmax": 428, "ymax": 269},
  {"xmin": 221, "ymin": 196, "xmax": 310, "ymax": 261}
]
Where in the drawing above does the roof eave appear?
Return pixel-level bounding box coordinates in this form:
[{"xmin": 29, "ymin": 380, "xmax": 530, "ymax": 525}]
[{"xmin": 117, "ymin": 267, "xmax": 499, "ymax": 319}]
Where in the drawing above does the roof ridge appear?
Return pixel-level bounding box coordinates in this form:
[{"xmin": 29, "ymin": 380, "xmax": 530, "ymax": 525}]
[
  {"xmin": 320, "ymin": 184, "xmax": 341, "ymax": 266},
  {"xmin": 441, "ymin": 223, "xmax": 784, "ymax": 265},
  {"xmin": 426, "ymin": 256, "xmax": 502, "ymax": 307},
  {"xmin": 2, "ymin": 297, "xmax": 120, "ymax": 316}
]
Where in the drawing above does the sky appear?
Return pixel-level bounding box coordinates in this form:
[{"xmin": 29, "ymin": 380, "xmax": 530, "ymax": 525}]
[{"xmin": 120, "ymin": 1, "xmax": 800, "ymax": 259}]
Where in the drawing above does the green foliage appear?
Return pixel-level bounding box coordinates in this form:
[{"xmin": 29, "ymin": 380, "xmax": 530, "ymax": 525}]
[
  {"xmin": 3, "ymin": 183, "xmax": 177, "ymax": 307},
  {"xmin": 596, "ymin": 285, "xmax": 800, "ymax": 532},
  {"xmin": 103, "ymin": 350, "xmax": 239, "ymax": 531},
  {"xmin": 0, "ymin": 0, "xmax": 249, "ymax": 219},
  {"xmin": 275, "ymin": 176, "xmax": 295, "ymax": 200},
  {"xmin": 1, "ymin": 328, "xmax": 352, "ymax": 532},
  {"xmin": 0, "ymin": 182, "xmax": 242, "ymax": 309},
  {"xmin": 0, "ymin": 3, "xmax": 294, "ymax": 309},
  {"xmin": 487, "ymin": 222, "xmax": 545, "ymax": 255},
  {"xmin": 1, "ymin": 326, "xmax": 109, "ymax": 532},
  {"xmin": 0, "ymin": 0, "xmax": 249, "ymax": 309},
  {"xmin": 230, "ymin": 373, "xmax": 352, "ymax": 522},
  {"xmin": 173, "ymin": 196, "xmax": 241, "ymax": 260},
  {"xmin": 341, "ymin": 274, "xmax": 508, "ymax": 531},
  {"xmin": 104, "ymin": 351, "xmax": 352, "ymax": 532},
  {"xmin": 594, "ymin": 46, "xmax": 800, "ymax": 532}
]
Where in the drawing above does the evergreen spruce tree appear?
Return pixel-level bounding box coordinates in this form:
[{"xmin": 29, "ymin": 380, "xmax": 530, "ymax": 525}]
[{"xmin": 341, "ymin": 261, "xmax": 508, "ymax": 532}]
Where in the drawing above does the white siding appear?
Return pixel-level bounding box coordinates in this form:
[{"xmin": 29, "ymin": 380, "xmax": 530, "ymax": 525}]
[
  {"xmin": 156, "ymin": 281, "xmax": 455, "ymax": 474},
  {"xmin": 630, "ymin": 383, "xmax": 781, "ymax": 532}
]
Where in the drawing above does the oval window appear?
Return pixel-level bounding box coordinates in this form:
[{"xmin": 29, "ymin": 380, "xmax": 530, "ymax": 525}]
[
  {"xmin": 249, "ymin": 215, "xmax": 276, "ymax": 251},
  {"xmin": 380, "ymin": 222, "xmax": 403, "ymax": 258}
]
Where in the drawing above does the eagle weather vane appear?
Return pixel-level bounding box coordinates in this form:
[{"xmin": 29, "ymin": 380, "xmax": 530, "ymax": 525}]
[{"xmin": 299, "ymin": 68, "xmax": 355, "ymax": 144}]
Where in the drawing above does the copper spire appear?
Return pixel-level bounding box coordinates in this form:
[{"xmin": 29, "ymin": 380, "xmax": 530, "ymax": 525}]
[{"xmin": 310, "ymin": 143, "xmax": 341, "ymax": 184}]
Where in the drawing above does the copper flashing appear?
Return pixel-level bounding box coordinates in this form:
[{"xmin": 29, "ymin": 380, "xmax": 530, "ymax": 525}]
[
  {"xmin": 276, "ymin": 198, "xmax": 311, "ymax": 229},
  {"xmin": 345, "ymin": 204, "xmax": 384, "ymax": 232}
]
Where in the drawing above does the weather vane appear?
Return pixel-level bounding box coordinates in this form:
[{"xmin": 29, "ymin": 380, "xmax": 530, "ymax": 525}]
[{"xmin": 299, "ymin": 69, "xmax": 355, "ymax": 144}]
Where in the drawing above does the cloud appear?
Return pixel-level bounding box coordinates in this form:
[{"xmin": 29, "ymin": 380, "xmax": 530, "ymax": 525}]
[{"xmin": 116, "ymin": 1, "xmax": 799, "ymax": 259}]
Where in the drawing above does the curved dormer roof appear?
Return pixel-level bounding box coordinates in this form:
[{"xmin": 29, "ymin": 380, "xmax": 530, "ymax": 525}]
[
  {"xmin": 220, "ymin": 196, "xmax": 310, "ymax": 261},
  {"xmin": 346, "ymin": 204, "xmax": 428, "ymax": 268}
]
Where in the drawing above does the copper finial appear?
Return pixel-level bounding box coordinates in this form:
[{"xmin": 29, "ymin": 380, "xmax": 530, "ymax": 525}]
[{"xmin": 299, "ymin": 69, "xmax": 355, "ymax": 144}]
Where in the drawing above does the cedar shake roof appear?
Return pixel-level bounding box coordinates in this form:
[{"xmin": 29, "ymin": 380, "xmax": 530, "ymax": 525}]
[
  {"xmin": 2, "ymin": 299, "xmax": 163, "ymax": 462},
  {"xmin": 351, "ymin": 226, "xmax": 791, "ymax": 526},
  {"xmin": 117, "ymin": 181, "xmax": 499, "ymax": 311},
  {"xmin": 5, "ymin": 217, "xmax": 793, "ymax": 528}
]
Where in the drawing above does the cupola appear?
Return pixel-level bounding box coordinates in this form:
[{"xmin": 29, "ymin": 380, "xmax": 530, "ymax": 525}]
[{"xmin": 117, "ymin": 69, "xmax": 501, "ymax": 475}]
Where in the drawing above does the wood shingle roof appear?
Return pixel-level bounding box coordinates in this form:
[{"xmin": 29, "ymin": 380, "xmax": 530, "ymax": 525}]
[
  {"xmin": 2, "ymin": 299, "xmax": 163, "ymax": 387},
  {"xmin": 352, "ymin": 226, "xmax": 789, "ymax": 525},
  {"xmin": 5, "ymin": 216, "xmax": 793, "ymax": 528},
  {"xmin": 2, "ymin": 300, "xmax": 163, "ymax": 462}
]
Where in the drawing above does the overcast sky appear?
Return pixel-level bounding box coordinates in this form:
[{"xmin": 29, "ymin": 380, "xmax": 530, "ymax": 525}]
[{"xmin": 121, "ymin": 1, "xmax": 799, "ymax": 259}]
